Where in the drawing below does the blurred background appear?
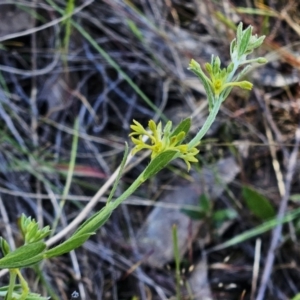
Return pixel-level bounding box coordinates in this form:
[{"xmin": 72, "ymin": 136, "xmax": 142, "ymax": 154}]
[{"xmin": 0, "ymin": 1, "xmax": 299, "ymax": 299}]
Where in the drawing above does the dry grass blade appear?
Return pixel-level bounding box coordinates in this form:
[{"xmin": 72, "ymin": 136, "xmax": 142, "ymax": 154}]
[
  {"xmin": 1, "ymin": 0, "xmax": 300, "ymax": 299},
  {"xmin": 256, "ymin": 125, "xmax": 300, "ymax": 300}
]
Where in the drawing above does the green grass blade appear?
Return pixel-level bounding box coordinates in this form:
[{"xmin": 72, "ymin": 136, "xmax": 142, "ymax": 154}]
[
  {"xmin": 210, "ymin": 207, "xmax": 300, "ymax": 252},
  {"xmin": 51, "ymin": 118, "xmax": 79, "ymax": 235},
  {"xmin": 107, "ymin": 143, "xmax": 129, "ymax": 204}
]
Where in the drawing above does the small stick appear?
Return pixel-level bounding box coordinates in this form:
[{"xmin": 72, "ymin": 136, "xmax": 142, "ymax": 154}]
[
  {"xmin": 256, "ymin": 125, "xmax": 300, "ymax": 300},
  {"xmin": 250, "ymin": 238, "xmax": 261, "ymax": 300}
]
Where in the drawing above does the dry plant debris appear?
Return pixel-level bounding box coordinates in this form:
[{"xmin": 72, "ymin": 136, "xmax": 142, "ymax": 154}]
[{"xmin": 0, "ymin": 1, "xmax": 299, "ymax": 300}]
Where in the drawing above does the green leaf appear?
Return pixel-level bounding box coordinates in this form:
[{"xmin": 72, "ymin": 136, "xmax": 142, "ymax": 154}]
[
  {"xmin": 213, "ymin": 209, "xmax": 237, "ymax": 222},
  {"xmin": 210, "ymin": 206, "xmax": 300, "ymax": 252},
  {"xmin": 181, "ymin": 207, "xmax": 207, "ymax": 220},
  {"xmin": 21, "ymin": 293, "xmax": 50, "ymax": 300},
  {"xmin": 291, "ymin": 293, "xmax": 300, "ymax": 300},
  {"xmin": 290, "ymin": 194, "xmax": 300, "ymax": 202},
  {"xmin": 44, "ymin": 233, "xmax": 92, "ymax": 258},
  {"xmin": 107, "ymin": 143, "xmax": 129, "ymax": 204},
  {"xmin": 0, "ymin": 237, "xmax": 10, "ymax": 256},
  {"xmin": 73, "ymin": 203, "xmax": 112, "ymax": 237},
  {"xmin": 181, "ymin": 194, "xmax": 211, "ymax": 220},
  {"xmin": 25, "ymin": 223, "xmax": 39, "ymax": 243},
  {"xmin": 0, "ymin": 241, "xmax": 45, "ymax": 268},
  {"xmin": 236, "ymin": 22, "xmax": 243, "ymax": 43},
  {"xmin": 230, "ymin": 39, "xmax": 237, "ymax": 57},
  {"xmin": 199, "ymin": 194, "xmax": 211, "ymax": 213},
  {"xmin": 143, "ymin": 150, "xmax": 177, "ymax": 179},
  {"xmin": 171, "ymin": 118, "xmax": 191, "ymax": 138},
  {"xmin": 238, "ymin": 26, "xmax": 252, "ymax": 57},
  {"xmin": 247, "ymin": 36, "xmax": 266, "ymax": 52},
  {"xmin": 0, "ymin": 286, "xmax": 50, "ymax": 300},
  {"xmin": 72, "ymin": 204, "xmax": 112, "ymax": 237},
  {"xmin": 212, "ymin": 56, "xmax": 221, "ymax": 74},
  {"xmin": 242, "ymin": 186, "xmax": 276, "ymax": 220},
  {"xmin": 1, "ymin": 254, "xmax": 44, "ymax": 269},
  {"xmin": 189, "ymin": 62, "xmax": 215, "ymax": 110},
  {"xmin": 126, "ymin": 19, "xmax": 143, "ymax": 42}
]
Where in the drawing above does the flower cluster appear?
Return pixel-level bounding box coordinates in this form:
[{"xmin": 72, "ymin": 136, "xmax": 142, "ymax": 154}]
[
  {"xmin": 204, "ymin": 56, "xmax": 253, "ymax": 97},
  {"xmin": 188, "ymin": 57, "xmax": 254, "ymax": 111},
  {"xmin": 129, "ymin": 119, "xmax": 199, "ymax": 171},
  {"xmin": 189, "ymin": 23, "xmax": 266, "ymax": 111}
]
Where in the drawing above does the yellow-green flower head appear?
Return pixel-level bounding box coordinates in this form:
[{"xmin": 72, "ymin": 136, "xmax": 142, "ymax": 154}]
[
  {"xmin": 189, "ymin": 58, "xmax": 253, "ymax": 98},
  {"xmin": 129, "ymin": 119, "xmax": 199, "ymax": 171},
  {"xmin": 205, "ymin": 57, "xmax": 253, "ymax": 96}
]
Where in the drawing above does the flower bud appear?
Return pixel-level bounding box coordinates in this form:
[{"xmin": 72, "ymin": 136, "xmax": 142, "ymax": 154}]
[
  {"xmin": 257, "ymin": 57, "xmax": 268, "ymax": 64},
  {"xmin": 239, "ymin": 81, "xmax": 253, "ymax": 90}
]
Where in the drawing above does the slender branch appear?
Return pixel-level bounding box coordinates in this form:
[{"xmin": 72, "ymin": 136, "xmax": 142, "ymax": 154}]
[{"xmin": 6, "ymin": 269, "xmax": 17, "ymax": 300}]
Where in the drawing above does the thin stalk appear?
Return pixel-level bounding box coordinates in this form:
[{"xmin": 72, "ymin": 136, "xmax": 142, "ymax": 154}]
[
  {"xmin": 16, "ymin": 269, "xmax": 29, "ymax": 300},
  {"xmin": 51, "ymin": 118, "xmax": 79, "ymax": 236},
  {"xmin": 110, "ymin": 172, "xmax": 145, "ymax": 211},
  {"xmin": 6, "ymin": 269, "xmax": 17, "ymax": 300},
  {"xmin": 172, "ymin": 225, "xmax": 181, "ymax": 300},
  {"xmin": 187, "ymin": 61, "xmax": 242, "ymax": 150},
  {"xmin": 188, "ymin": 98, "xmax": 222, "ymax": 149}
]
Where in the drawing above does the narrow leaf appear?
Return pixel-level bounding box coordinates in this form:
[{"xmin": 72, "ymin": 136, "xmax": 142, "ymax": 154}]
[
  {"xmin": 127, "ymin": 19, "xmax": 144, "ymax": 41},
  {"xmin": 74, "ymin": 203, "xmax": 112, "ymax": 236},
  {"xmin": 44, "ymin": 233, "xmax": 92, "ymax": 258},
  {"xmin": 290, "ymin": 194, "xmax": 300, "ymax": 202},
  {"xmin": 0, "ymin": 254, "xmax": 44, "ymax": 269},
  {"xmin": 181, "ymin": 208, "xmax": 207, "ymax": 220},
  {"xmin": 189, "ymin": 66, "xmax": 214, "ymax": 110},
  {"xmin": 238, "ymin": 26, "xmax": 252, "ymax": 57},
  {"xmin": 107, "ymin": 143, "xmax": 129, "ymax": 204},
  {"xmin": 199, "ymin": 194, "xmax": 211, "ymax": 213},
  {"xmin": 0, "ymin": 241, "xmax": 45, "ymax": 260},
  {"xmin": 0, "ymin": 237, "xmax": 10, "ymax": 256},
  {"xmin": 171, "ymin": 118, "xmax": 191, "ymax": 138},
  {"xmin": 213, "ymin": 209, "xmax": 237, "ymax": 222},
  {"xmin": 242, "ymin": 186, "xmax": 275, "ymax": 220},
  {"xmin": 236, "ymin": 23, "xmax": 243, "ymax": 43},
  {"xmin": 248, "ymin": 36, "xmax": 265, "ymax": 51},
  {"xmin": 291, "ymin": 294, "xmax": 300, "ymax": 300},
  {"xmin": 230, "ymin": 39, "xmax": 237, "ymax": 57},
  {"xmin": 0, "ymin": 241, "xmax": 45, "ymax": 268},
  {"xmin": 210, "ymin": 206, "xmax": 300, "ymax": 252},
  {"xmin": 143, "ymin": 150, "xmax": 177, "ymax": 179}
]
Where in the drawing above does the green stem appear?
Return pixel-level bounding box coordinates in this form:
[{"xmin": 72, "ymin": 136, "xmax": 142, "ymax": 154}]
[
  {"xmin": 188, "ymin": 98, "xmax": 222, "ymax": 149},
  {"xmin": 16, "ymin": 269, "xmax": 30, "ymax": 300},
  {"xmin": 187, "ymin": 61, "xmax": 241, "ymax": 150},
  {"xmin": 51, "ymin": 118, "xmax": 79, "ymax": 237},
  {"xmin": 6, "ymin": 269, "xmax": 17, "ymax": 300},
  {"xmin": 110, "ymin": 172, "xmax": 145, "ymax": 211}
]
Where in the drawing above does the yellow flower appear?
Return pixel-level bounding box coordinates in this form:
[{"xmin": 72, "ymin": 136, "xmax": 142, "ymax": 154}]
[
  {"xmin": 129, "ymin": 119, "xmax": 199, "ymax": 171},
  {"xmin": 189, "ymin": 58, "xmax": 253, "ymax": 99},
  {"xmin": 205, "ymin": 61, "xmax": 253, "ymax": 97}
]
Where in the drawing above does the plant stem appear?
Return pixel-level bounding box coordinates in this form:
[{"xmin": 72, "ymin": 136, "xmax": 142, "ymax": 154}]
[
  {"xmin": 110, "ymin": 172, "xmax": 145, "ymax": 210},
  {"xmin": 188, "ymin": 98, "xmax": 222, "ymax": 149},
  {"xmin": 16, "ymin": 269, "xmax": 29, "ymax": 300},
  {"xmin": 6, "ymin": 269, "xmax": 17, "ymax": 300}
]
